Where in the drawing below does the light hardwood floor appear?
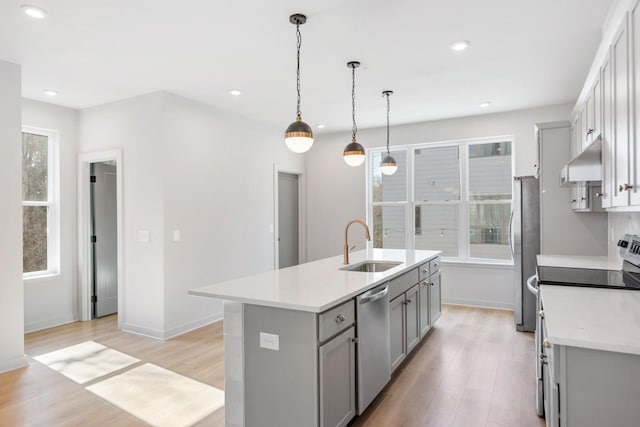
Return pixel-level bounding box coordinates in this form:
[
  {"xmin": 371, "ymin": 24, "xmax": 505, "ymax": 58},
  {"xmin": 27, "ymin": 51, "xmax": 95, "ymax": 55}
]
[{"xmin": 0, "ymin": 305, "xmax": 544, "ymax": 427}]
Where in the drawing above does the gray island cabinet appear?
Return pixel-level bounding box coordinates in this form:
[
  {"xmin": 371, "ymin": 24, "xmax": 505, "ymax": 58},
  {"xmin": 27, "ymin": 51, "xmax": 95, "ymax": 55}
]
[{"xmin": 189, "ymin": 249, "xmax": 442, "ymax": 427}]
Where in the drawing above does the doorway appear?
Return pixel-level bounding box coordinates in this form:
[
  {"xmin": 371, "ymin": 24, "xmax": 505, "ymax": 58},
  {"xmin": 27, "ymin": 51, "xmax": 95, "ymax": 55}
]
[
  {"xmin": 90, "ymin": 162, "xmax": 118, "ymax": 318},
  {"xmin": 278, "ymin": 172, "xmax": 299, "ymax": 269},
  {"xmin": 78, "ymin": 149, "xmax": 123, "ymax": 326}
]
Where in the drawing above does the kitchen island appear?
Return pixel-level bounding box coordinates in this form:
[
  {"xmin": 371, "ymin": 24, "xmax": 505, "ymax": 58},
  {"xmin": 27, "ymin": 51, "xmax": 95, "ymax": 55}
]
[{"xmin": 189, "ymin": 248, "xmax": 442, "ymax": 427}]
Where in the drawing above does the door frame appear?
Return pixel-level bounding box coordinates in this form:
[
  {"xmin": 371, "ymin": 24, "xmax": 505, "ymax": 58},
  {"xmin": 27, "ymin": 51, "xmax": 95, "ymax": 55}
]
[
  {"xmin": 77, "ymin": 149, "xmax": 124, "ymax": 326},
  {"xmin": 273, "ymin": 164, "xmax": 306, "ymax": 270}
]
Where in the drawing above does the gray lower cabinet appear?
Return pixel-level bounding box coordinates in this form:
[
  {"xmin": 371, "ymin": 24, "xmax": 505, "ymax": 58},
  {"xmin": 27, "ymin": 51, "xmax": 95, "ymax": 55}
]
[
  {"xmin": 419, "ymin": 280, "xmax": 431, "ymax": 337},
  {"xmin": 390, "ymin": 284, "xmax": 421, "ymax": 372},
  {"xmin": 405, "ymin": 284, "xmax": 420, "ymax": 354},
  {"xmin": 389, "ymin": 294, "xmax": 406, "ymax": 371},
  {"xmin": 319, "ymin": 326, "xmax": 356, "ymax": 427},
  {"xmin": 430, "ymin": 271, "xmax": 442, "ymax": 324}
]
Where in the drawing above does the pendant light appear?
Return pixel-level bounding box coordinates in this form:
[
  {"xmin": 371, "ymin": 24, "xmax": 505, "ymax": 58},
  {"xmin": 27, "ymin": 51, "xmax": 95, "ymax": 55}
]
[
  {"xmin": 380, "ymin": 90, "xmax": 398, "ymax": 175},
  {"xmin": 284, "ymin": 14, "xmax": 313, "ymax": 154},
  {"xmin": 343, "ymin": 61, "xmax": 366, "ymax": 167}
]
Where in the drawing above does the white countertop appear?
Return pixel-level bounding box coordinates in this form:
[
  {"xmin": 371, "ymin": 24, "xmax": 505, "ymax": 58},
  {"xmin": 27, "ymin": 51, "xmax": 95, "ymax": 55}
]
[
  {"xmin": 189, "ymin": 249, "xmax": 441, "ymax": 313},
  {"xmin": 537, "ymin": 254, "xmax": 621, "ymax": 270},
  {"xmin": 541, "ymin": 284, "xmax": 640, "ymax": 355}
]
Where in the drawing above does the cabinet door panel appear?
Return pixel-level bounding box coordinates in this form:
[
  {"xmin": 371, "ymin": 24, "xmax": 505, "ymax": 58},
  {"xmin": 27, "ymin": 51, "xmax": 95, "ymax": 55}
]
[
  {"xmin": 602, "ymin": 52, "xmax": 613, "ymax": 208},
  {"xmin": 583, "ymin": 96, "xmax": 592, "ymax": 152},
  {"xmin": 593, "ymin": 75, "xmax": 602, "ymax": 141},
  {"xmin": 405, "ymin": 285, "xmax": 420, "ymax": 354},
  {"xmin": 430, "ymin": 272, "xmax": 442, "ymax": 324},
  {"xmin": 612, "ymin": 14, "xmax": 630, "ymax": 207},
  {"xmin": 631, "ymin": 1, "xmax": 640, "ymax": 205},
  {"xmin": 419, "ymin": 280, "xmax": 431, "ymax": 338},
  {"xmin": 319, "ymin": 327, "xmax": 356, "ymax": 427},
  {"xmin": 389, "ymin": 295, "xmax": 406, "ymax": 372}
]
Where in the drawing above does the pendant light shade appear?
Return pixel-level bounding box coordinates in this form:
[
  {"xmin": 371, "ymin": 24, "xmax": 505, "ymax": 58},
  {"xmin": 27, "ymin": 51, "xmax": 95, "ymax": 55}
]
[
  {"xmin": 284, "ymin": 14, "xmax": 313, "ymax": 154},
  {"xmin": 343, "ymin": 61, "xmax": 365, "ymax": 167},
  {"xmin": 380, "ymin": 154, "xmax": 398, "ymax": 175},
  {"xmin": 380, "ymin": 90, "xmax": 398, "ymax": 175},
  {"xmin": 343, "ymin": 138, "xmax": 366, "ymax": 166},
  {"xmin": 285, "ymin": 116, "xmax": 314, "ymax": 153}
]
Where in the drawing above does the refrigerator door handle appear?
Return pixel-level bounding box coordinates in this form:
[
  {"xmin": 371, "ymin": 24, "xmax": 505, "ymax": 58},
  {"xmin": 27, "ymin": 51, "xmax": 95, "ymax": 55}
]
[{"xmin": 508, "ymin": 206, "xmax": 515, "ymax": 258}]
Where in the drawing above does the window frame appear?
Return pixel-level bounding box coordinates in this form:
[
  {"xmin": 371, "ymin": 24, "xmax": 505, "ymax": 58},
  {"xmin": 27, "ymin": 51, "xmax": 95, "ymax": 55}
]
[
  {"xmin": 366, "ymin": 135, "xmax": 515, "ymax": 265},
  {"xmin": 22, "ymin": 126, "xmax": 60, "ymax": 279}
]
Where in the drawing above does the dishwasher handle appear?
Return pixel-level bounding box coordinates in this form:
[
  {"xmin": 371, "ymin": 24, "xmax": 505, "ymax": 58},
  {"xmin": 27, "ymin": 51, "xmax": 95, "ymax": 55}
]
[{"xmin": 358, "ymin": 285, "xmax": 389, "ymax": 304}]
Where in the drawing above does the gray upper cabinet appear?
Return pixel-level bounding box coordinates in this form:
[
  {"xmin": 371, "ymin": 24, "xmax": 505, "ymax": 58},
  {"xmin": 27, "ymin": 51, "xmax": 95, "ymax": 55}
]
[
  {"xmin": 602, "ymin": 51, "xmax": 613, "ymax": 209},
  {"xmin": 319, "ymin": 326, "xmax": 356, "ymax": 427},
  {"xmin": 571, "ymin": 0, "xmax": 640, "ymax": 211},
  {"xmin": 612, "ymin": 13, "xmax": 630, "ymax": 208}
]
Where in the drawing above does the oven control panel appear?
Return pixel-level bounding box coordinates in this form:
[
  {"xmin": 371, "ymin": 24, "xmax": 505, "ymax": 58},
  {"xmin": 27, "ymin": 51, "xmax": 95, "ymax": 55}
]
[{"xmin": 619, "ymin": 234, "xmax": 640, "ymax": 266}]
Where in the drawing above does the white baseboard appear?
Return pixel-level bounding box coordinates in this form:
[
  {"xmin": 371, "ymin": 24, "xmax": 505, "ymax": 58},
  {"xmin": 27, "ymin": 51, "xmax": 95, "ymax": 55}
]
[
  {"xmin": 163, "ymin": 312, "xmax": 223, "ymax": 340},
  {"xmin": 121, "ymin": 323, "xmax": 165, "ymax": 340},
  {"xmin": 443, "ymin": 297, "xmax": 513, "ymax": 311},
  {"xmin": 24, "ymin": 313, "xmax": 78, "ymax": 333},
  {"xmin": 0, "ymin": 354, "xmax": 29, "ymax": 374},
  {"xmin": 121, "ymin": 312, "xmax": 223, "ymax": 341}
]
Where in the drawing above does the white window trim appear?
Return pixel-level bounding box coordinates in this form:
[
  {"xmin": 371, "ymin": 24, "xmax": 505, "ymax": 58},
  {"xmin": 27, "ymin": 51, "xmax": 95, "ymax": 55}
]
[
  {"xmin": 366, "ymin": 135, "xmax": 516, "ymax": 265},
  {"xmin": 22, "ymin": 125, "xmax": 60, "ymax": 279}
]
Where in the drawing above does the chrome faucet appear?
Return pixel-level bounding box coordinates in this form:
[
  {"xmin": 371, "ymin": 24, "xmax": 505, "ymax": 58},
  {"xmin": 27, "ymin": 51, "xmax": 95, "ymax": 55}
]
[{"xmin": 344, "ymin": 219, "xmax": 371, "ymax": 264}]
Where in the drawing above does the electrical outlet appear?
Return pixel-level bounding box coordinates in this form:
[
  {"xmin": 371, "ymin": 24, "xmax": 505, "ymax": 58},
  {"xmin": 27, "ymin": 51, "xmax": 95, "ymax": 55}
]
[
  {"xmin": 172, "ymin": 230, "xmax": 181, "ymax": 242},
  {"xmin": 259, "ymin": 332, "xmax": 279, "ymax": 351}
]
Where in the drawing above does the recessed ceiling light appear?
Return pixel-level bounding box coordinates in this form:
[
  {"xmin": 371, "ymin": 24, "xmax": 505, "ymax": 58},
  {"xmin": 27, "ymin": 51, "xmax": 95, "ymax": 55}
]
[
  {"xmin": 480, "ymin": 101, "xmax": 492, "ymax": 108},
  {"xmin": 316, "ymin": 124, "xmax": 326, "ymax": 129},
  {"xmin": 451, "ymin": 40, "xmax": 470, "ymax": 51},
  {"xmin": 43, "ymin": 89, "xmax": 58, "ymax": 96},
  {"xmin": 229, "ymin": 89, "xmax": 242, "ymax": 96},
  {"xmin": 21, "ymin": 5, "xmax": 47, "ymax": 19}
]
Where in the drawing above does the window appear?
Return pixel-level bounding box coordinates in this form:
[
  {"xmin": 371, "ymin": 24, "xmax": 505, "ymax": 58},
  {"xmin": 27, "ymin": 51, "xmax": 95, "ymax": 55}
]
[
  {"xmin": 367, "ymin": 138, "xmax": 513, "ymax": 263},
  {"xmin": 22, "ymin": 127, "xmax": 58, "ymax": 277}
]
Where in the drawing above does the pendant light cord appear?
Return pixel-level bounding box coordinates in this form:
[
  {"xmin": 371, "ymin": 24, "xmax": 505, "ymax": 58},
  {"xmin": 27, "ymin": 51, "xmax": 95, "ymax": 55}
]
[
  {"xmin": 296, "ymin": 22, "xmax": 302, "ymax": 118},
  {"xmin": 352, "ymin": 66, "xmax": 357, "ymax": 140},
  {"xmin": 385, "ymin": 92, "xmax": 390, "ymax": 154}
]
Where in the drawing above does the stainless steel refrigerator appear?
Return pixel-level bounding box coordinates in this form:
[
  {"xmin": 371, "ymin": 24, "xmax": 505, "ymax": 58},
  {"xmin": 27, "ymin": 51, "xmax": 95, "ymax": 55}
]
[{"xmin": 511, "ymin": 176, "xmax": 540, "ymax": 332}]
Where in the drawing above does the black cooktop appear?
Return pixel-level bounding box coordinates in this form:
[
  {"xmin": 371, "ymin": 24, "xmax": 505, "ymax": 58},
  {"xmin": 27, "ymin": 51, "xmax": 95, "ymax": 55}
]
[{"xmin": 536, "ymin": 262, "xmax": 640, "ymax": 290}]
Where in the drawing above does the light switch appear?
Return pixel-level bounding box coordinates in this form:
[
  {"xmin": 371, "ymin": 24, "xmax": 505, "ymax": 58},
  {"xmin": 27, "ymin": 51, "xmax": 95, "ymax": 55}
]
[
  {"xmin": 269, "ymin": 224, "xmax": 274, "ymax": 233},
  {"xmin": 173, "ymin": 230, "xmax": 181, "ymax": 242},
  {"xmin": 138, "ymin": 230, "xmax": 150, "ymax": 243},
  {"xmin": 259, "ymin": 332, "xmax": 279, "ymax": 351}
]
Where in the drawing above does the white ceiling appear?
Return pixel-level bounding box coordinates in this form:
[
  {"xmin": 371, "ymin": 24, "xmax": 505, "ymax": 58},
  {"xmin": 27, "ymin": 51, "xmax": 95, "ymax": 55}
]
[{"xmin": 0, "ymin": 0, "xmax": 614, "ymax": 132}]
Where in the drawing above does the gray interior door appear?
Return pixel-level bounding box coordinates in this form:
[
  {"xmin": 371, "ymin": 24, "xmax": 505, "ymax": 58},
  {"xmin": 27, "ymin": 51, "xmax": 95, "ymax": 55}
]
[
  {"xmin": 91, "ymin": 162, "xmax": 118, "ymax": 317},
  {"xmin": 278, "ymin": 172, "xmax": 299, "ymax": 269}
]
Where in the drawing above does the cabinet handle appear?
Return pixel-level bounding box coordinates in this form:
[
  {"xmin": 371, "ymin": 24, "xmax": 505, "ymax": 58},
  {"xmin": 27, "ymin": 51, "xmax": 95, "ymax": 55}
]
[
  {"xmin": 595, "ymin": 192, "xmax": 604, "ymax": 198},
  {"xmin": 543, "ymin": 339, "xmax": 551, "ymax": 348},
  {"xmin": 351, "ymin": 337, "xmax": 358, "ymax": 343},
  {"xmin": 430, "ymin": 282, "xmax": 434, "ymax": 286},
  {"xmin": 335, "ymin": 314, "xmax": 345, "ymax": 323},
  {"xmin": 406, "ymin": 299, "xmax": 412, "ymax": 304},
  {"xmin": 586, "ymin": 128, "xmax": 594, "ymax": 135},
  {"xmin": 571, "ymin": 199, "xmax": 577, "ymax": 203},
  {"xmin": 624, "ymin": 184, "xmax": 633, "ymax": 191},
  {"xmin": 539, "ymin": 310, "xmax": 544, "ymax": 319},
  {"xmin": 581, "ymin": 197, "xmax": 586, "ymax": 201}
]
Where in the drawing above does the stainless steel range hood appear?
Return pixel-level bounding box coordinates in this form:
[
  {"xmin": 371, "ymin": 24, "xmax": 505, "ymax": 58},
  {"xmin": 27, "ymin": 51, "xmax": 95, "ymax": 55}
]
[{"xmin": 560, "ymin": 136, "xmax": 602, "ymax": 186}]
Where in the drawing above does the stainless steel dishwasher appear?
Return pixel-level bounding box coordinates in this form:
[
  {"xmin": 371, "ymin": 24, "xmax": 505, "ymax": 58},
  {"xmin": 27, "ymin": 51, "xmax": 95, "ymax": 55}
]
[{"xmin": 356, "ymin": 283, "xmax": 391, "ymax": 414}]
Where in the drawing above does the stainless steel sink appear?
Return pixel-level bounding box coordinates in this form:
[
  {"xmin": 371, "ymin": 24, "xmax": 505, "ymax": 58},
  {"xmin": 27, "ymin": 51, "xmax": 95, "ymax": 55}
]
[{"xmin": 340, "ymin": 260, "xmax": 402, "ymax": 273}]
